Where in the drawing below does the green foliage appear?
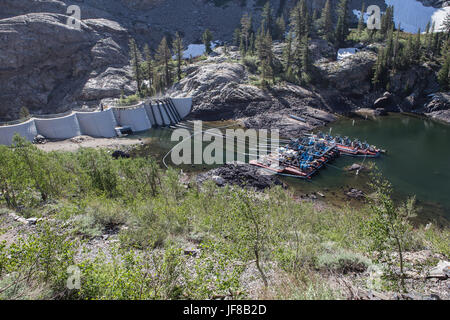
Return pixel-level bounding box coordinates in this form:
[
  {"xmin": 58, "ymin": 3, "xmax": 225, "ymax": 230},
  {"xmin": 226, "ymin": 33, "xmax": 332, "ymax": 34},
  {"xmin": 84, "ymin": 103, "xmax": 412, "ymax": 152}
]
[
  {"xmin": 75, "ymin": 246, "xmax": 185, "ymax": 300},
  {"xmin": 242, "ymin": 55, "xmax": 259, "ymax": 74},
  {"xmin": 174, "ymin": 32, "xmax": 184, "ymax": 81},
  {"xmin": 0, "ymin": 223, "xmax": 76, "ymax": 299},
  {"xmin": 118, "ymin": 94, "xmax": 140, "ymax": 106},
  {"xmin": 317, "ymin": 246, "xmax": 371, "ymax": 274},
  {"xmin": 437, "ymin": 54, "xmax": 450, "ymax": 90},
  {"xmin": 320, "ymin": 0, "xmax": 333, "ymax": 42},
  {"xmin": 19, "ymin": 106, "xmax": 30, "ymax": 119},
  {"xmin": 0, "ymin": 138, "xmax": 448, "ymax": 300},
  {"xmin": 335, "ymin": 0, "xmax": 350, "ymax": 48},
  {"xmin": 129, "ymin": 38, "xmax": 143, "ymax": 96},
  {"xmin": 202, "ymin": 29, "xmax": 213, "ymax": 55},
  {"xmin": 155, "ymin": 37, "xmax": 173, "ymax": 89},
  {"xmin": 364, "ymin": 171, "xmax": 417, "ymax": 291}
]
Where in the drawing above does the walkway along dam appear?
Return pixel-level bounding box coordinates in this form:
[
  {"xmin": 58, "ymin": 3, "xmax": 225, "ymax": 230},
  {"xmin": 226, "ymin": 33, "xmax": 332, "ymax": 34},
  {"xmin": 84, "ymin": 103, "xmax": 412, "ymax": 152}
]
[{"xmin": 0, "ymin": 97, "xmax": 192, "ymax": 145}]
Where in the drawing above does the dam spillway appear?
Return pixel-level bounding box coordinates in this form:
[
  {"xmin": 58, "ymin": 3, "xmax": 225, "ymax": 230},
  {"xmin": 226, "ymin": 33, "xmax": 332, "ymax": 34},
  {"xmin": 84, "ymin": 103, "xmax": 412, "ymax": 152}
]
[{"xmin": 0, "ymin": 97, "xmax": 192, "ymax": 146}]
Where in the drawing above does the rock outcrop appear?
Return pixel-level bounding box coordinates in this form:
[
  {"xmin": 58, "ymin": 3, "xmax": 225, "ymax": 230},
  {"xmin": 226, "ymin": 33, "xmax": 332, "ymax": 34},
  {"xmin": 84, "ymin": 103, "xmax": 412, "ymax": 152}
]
[
  {"xmin": 197, "ymin": 163, "xmax": 286, "ymax": 191},
  {"xmin": 317, "ymin": 50, "xmax": 378, "ymax": 98},
  {"xmin": 0, "ymin": 13, "xmax": 134, "ymax": 120},
  {"xmin": 425, "ymin": 92, "xmax": 450, "ymax": 123},
  {"xmin": 170, "ymin": 47, "xmax": 339, "ymax": 138}
]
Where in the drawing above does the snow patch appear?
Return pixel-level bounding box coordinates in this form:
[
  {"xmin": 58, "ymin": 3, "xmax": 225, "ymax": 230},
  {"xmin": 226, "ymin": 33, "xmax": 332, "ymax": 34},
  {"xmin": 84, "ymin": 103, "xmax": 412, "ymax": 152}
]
[
  {"xmin": 384, "ymin": 0, "xmax": 449, "ymax": 33},
  {"xmin": 337, "ymin": 48, "xmax": 359, "ymax": 61},
  {"xmin": 353, "ymin": 0, "xmax": 450, "ymax": 33},
  {"xmin": 176, "ymin": 41, "xmax": 219, "ymax": 59}
]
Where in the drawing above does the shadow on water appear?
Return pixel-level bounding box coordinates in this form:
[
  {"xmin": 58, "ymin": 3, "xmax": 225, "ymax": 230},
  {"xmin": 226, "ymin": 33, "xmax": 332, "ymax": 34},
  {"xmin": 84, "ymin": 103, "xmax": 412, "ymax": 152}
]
[
  {"xmin": 316, "ymin": 113, "xmax": 450, "ymax": 226},
  {"xmin": 122, "ymin": 115, "xmax": 450, "ymax": 226}
]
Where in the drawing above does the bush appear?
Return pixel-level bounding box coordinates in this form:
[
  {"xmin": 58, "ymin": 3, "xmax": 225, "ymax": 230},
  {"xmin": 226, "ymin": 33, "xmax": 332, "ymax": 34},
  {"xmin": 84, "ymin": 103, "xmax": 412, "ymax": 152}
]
[
  {"xmin": 242, "ymin": 55, "xmax": 259, "ymax": 74},
  {"xmin": 0, "ymin": 223, "xmax": 77, "ymax": 299},
  {"xmin": 118, "ymin": 94, "xmax": 140, "ymax": 106},
  {"xmin": 317, "ymin": 248, "xmax": 371, "ymax": 274}
]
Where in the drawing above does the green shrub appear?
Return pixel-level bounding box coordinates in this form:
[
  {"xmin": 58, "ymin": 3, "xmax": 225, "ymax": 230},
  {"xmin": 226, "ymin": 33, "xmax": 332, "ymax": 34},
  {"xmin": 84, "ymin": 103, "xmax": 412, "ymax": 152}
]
[
  {"xmin": 317, "ymin": 249, "xmax": 371, "ymax": 274},
  {"xmin": 118, "ymin": 94, "xmax": 140, "ymax": 106},
  {"xmin": 242, "ymin": 55, "xmax": 259, "ymax": 74}
]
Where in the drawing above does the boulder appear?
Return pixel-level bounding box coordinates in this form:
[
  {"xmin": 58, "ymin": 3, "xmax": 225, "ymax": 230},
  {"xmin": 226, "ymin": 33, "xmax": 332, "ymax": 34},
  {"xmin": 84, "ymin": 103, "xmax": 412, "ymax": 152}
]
[
  {"xmin": 33, "ymin": 134, "xmax": 47, "ymax": 145},
  {"xmin": 427, "ymin": 260, "xmax": 450, "ymax": 279},
  {"xmin": 347, "ymin": 163, "xmax": 364, "ymax": 172},
  {"xmin": 0, "ymin": 13, "xmax": 132, "ymax": 121},
  {"xmin": 317, "ymin": 50, "xmax": 377, "ymax": 97},
  {"xmin": 112, "ymin": 150, "xmax": 131, "ymax": 159},
  {"xmin": 425, "ymin": 92, "xmax": 450, "ymax": 113},
  {"xmin": 373, "ymin": 92, "xmax": 393, "ymax": 109},
  {"xmin": 197, "ymin": 163, "xmax": 286, "ymax": 191},
  {"xmin": 346, "ymin": 188, "xmax": 365, "ymax": 199}
]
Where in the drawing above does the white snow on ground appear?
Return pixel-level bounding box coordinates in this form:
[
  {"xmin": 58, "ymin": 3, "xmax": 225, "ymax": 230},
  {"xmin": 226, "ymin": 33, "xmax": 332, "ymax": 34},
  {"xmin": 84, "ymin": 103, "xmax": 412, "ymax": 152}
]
[
  {"xmin": 176, "ymin": 41, "xmax": 219, "ymax": 59},
  {"xmin": 353, "ymin": 0, "xmax": 449, "ymax": 33},
  {"xmin": 337, "ymin": 48, "xmax": 359, "ymax": 61},
  {"xmin": 385, "ymin": 0, "xmax": 450, "ymax": 32}
]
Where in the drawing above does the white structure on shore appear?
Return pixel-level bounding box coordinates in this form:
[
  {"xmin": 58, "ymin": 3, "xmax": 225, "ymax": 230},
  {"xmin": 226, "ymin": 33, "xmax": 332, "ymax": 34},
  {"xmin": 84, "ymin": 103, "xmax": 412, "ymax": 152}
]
[{"xmin": 0, "ymin": 97, "xmax": 192, "ymax": 146}]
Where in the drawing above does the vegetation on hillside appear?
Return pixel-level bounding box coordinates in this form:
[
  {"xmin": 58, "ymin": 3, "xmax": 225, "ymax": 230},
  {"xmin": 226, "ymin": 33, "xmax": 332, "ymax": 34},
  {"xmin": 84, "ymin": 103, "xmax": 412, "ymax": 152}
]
[{"xmin": 0, "ymin": 135, "xmax": 448, "ymax": 299}]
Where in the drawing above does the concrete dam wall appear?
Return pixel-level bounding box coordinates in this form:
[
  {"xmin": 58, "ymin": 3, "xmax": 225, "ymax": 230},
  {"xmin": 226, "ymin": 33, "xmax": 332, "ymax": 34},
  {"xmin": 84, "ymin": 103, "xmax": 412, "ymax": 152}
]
[{"xmin": 0, "ymin": 98, "xmax": 192, "ymax": 146}]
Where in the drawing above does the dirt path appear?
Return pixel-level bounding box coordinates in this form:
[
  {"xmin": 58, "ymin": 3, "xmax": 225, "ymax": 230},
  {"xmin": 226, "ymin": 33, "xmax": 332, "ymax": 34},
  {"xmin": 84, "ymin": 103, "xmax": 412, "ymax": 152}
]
[{"xmin": 35, "ymin": 135, "xmax": 143, "ymax": 152}]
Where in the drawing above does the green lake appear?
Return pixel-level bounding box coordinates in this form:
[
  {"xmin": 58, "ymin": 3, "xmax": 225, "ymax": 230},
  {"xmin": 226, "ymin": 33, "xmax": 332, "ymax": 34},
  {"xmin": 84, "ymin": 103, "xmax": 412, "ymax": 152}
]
[{"xmin": 127, "ymin": 114, "xmax": 450, "ymax": 225}]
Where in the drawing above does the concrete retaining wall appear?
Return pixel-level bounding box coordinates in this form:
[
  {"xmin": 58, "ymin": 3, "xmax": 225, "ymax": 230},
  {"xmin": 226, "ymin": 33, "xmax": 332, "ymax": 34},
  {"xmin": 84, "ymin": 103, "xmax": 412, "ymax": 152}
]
[
  {"xmin": 171, "ymin": 97, "xmax": 193, "ymax": 119},
  {"xmin": 0, "ymin": 98, "xmax": 191, "ymax": 145},
  {"xmin": 0, "ymin": 119, "xmax": 38, "ymax": 145},
  {"xmin": 77, "ymin": 109, "xmax": 117, "ymax": 138},
  {"xmin": 34, "ymin": 113, "xmax": 81, "ymax": 140},
  {"xmin": 112, "ymin": 105, "xmax": 152, "ymax": 132}
]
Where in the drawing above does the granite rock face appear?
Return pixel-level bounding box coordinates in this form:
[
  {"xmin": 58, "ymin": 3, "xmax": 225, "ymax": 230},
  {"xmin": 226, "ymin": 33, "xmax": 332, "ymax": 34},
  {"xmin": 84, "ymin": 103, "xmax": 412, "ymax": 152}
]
[
  {"xmin": 0, "ymin": 13, "xmax": 134, "ymax": 120},
  {"xmin": 170, "ymin": 48, "xmax": 339, "ymax": 138},
  {"xmin": 0, "ymin": 0, "xmax": 448, "ymax": 121},
  {"xmin": 317, "ymin": 50, "xmax": 378, "ymax": 98}
]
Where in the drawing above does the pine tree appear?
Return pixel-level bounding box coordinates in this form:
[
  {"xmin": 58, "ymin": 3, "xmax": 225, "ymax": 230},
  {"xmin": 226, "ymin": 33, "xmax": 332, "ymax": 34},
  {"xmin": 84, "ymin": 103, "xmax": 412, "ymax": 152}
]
[
  {"xmin": 240, "ymin": 13, "xmax": 253, "ymax": 55},
  {"xmin": 426, "ymin": 22, "xmax": 435, "ymax": 57},
  {"xmin": 283, "ymin": 32, "xmax": 294, "ymax": 78},
  {"xmin": 155, "ymin": 37, "xmax": 172, "ymax": 88},
  {"xmin": 300, "ymin": 34, "xmax": 312, "ymax": 84},
  {"xmin": 380, "ymin": 6, "xmax": 394, "ymax": 37},
  {"xmin": 442, "ymin": 13, "xmax": 450, "ymax": 37},
  {"xmin": 19, "ymin": 106, "xmax": 30, "ymax": 119},
  {"xmin": 437, "ymin": 55, "xmax": 450, "ymax": 90},
  {"xmin": 274, "ymin": 16, "xmax": 286, "ymax": 40},
  {"xmin": 403, "ymin": 34, "xmax": 415, "ymax": 67},
  {"xmin": 372, "ymin": 50, "xmax": 387, "ymax": 88},
  {"xmin": 385, "ymin": 26, "xmax": 395, "ymax": 68},
  {"xmin": 431, "ymin": 30, "xmax": 441, "ymax": 57},
  {"xmin": 233, "ymin": 28, "xmax": 241, "ymax": 46},
  {"xmin": 256, "ymin": 28, "xmax": 274, "ymax": 84},
  {"xmin": 413, "ymin": 28, "xmax": 422, "ymax": 63},
  {"xmin": 335, "ymin": 0, "xmax": 350, "ymax": 48},
  {"xmin": 174, "ymin": 32, "xmax": 184, "ymax": 81},
  {"xmin": 143, "ymin": 44, "xmax": 154, "ymax": 95},
  {"xmin": 393, "ymin": 24, "xmax": 401, "ymax": 71},
  {"xmin": 357, "ymin": 2, "xmax": 366, "ymax": 34},
  {"xmin": 261, "ymin": 1, "xmax": 274, "ymax": 36},
  {"xmin": 129, "ymin": 38, "xmax": 143, "ymax": 96},
  {"xmin": 320, "ymin": 0, "xmax": 333, "ymax": 42},
  {"xmin": 290, "ymin": 0, "xmax": 309, "ymax": 39},
  {"xmin": 202, "ymin": 29, "xmax": 213, "ymax": 55},
  {"xmin": 250, "ymin": 32, "xmax": 255, "ymax": 55}
]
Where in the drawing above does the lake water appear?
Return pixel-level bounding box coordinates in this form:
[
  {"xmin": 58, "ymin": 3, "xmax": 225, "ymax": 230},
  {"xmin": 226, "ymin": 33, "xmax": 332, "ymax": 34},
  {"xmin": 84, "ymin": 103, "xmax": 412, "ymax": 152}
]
[
  {"xmin": 317, "ymin": 114, "xmax": 450, "ymax": 224},
  {"xmin": 127, "ymin": 115, "xmax": 450, "ymax": 225}
]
